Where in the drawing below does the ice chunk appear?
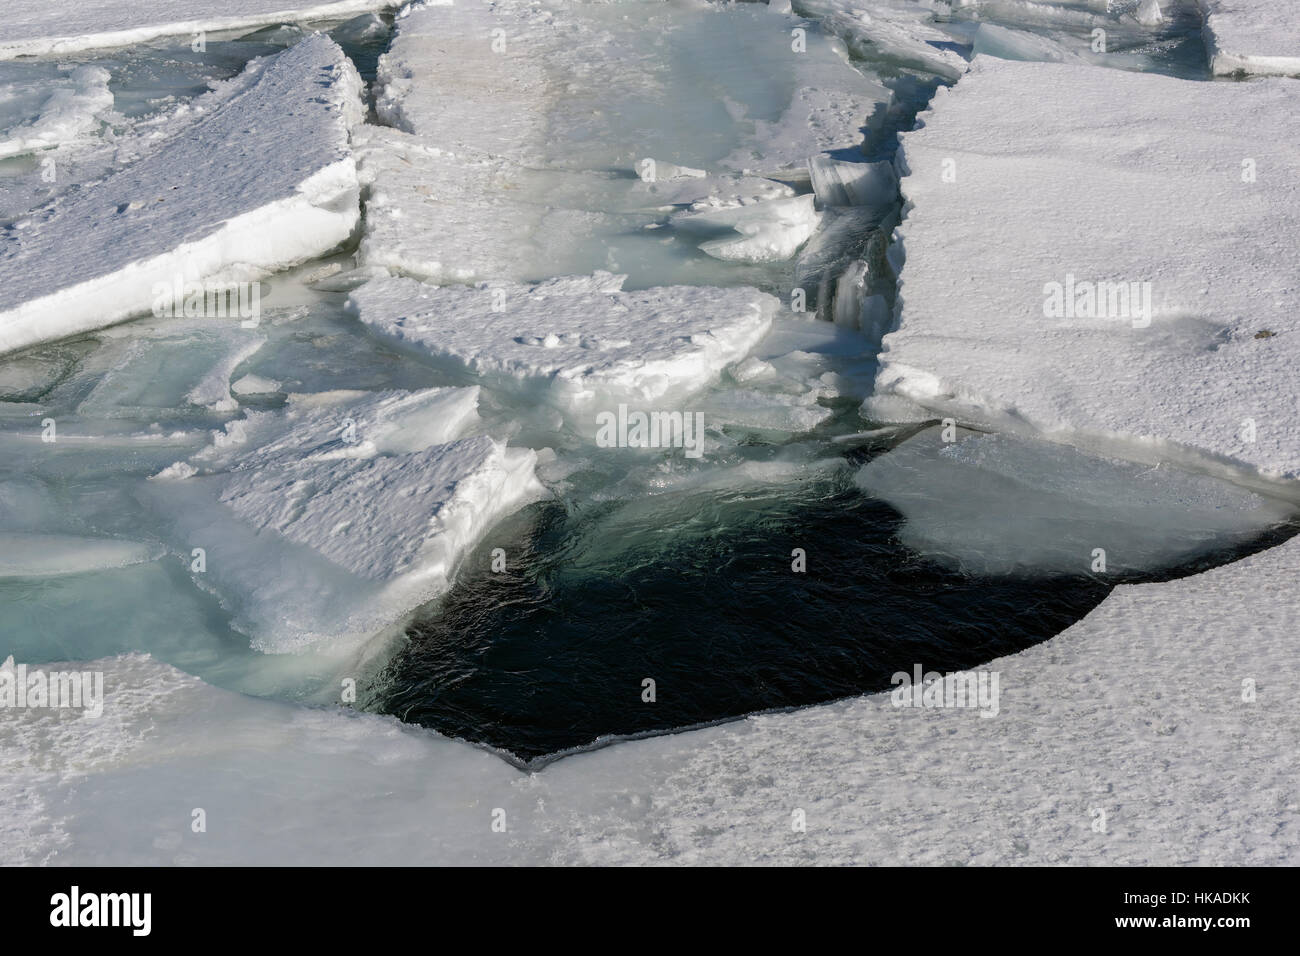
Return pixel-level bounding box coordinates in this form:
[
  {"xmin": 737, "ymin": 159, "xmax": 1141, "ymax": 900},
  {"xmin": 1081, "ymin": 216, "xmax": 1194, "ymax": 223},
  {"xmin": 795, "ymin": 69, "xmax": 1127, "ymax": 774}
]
[
  {"xmin": 0, "ymin": 36, "xmax": 363, "ymax": 356},
  {"xmin": 969, "ymin": 22, "xmax": 1163, "ymax": 71},
  {"xmin": 183, "ymin": 336, "xmax": 267, "ymax": 413},
  {"xmin": 183, "ymin": 387, "xmax": 483, "ymax": 469},
  {"xmin": 0, "ymin": 66, "xmax": 114, "ymax": 160},
  {"xmin": 796, "ymin": 0, "xmax": 971, "ymax": 79},
  {"xmin": 1136, "ymin": 0, "xmax": 1164, "ymax": 27},
  {"xmin": 68, "ymin": 321, "xmax": 268, "ymax": 421},
  {"xmin": 808, "ymin": 156, "xmax": 898, "ymax": 210},
  {"xmin": 0, "ymin": 1, "xmax": 402, "ymax": 59},
  {"xmin": 793, "ymin": 206, "xmax": 885, "ymax": 322},
  {"xmin": 673, "ymin": 195, "xmax": 820, "ymax": 262},
  {"xmin": 149, "ymin": 387, "xmax": 544, "ymax": 651},
  {"xmin": 0, "ymin": 533, "xmax": 161, "ymax": 577},
  {"xmin": 1199, "ymin": 0, "xmax": 1300, "ymax": 76},
  {"xmin": 349, "ymin": 274, "xmax": 779, "ymax": 413},
  {"xmin": 695, "ymin": 389, "xmax": 834, "ymax": 434},
  {"xmin": 856, "ymin": 427, "xmax": 1293, "ymax": 575},
  {"xmin": 230, "ymin": 373, "xmax": 281, "ymax": 397},
  {"xmin": 880, "ymin": 57, "xmax": 1300, "ymax": 481}
]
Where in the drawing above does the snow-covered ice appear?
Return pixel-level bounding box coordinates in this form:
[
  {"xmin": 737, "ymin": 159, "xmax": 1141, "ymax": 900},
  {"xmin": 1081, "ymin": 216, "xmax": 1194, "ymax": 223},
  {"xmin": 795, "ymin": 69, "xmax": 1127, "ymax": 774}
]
[
  {"xmin": 148, "ymin": 387, "xmax": 544, "ymax": 652},
  {"xmin": 349, "ymin": 273, "xmax": 779, "ymax": 415},
  {"xmin": 877, "ymin": 56, "xmax": 1300, "ymax": 483},
  {"xmin": 0, "ymin": 0, "xmax": 401, "ymax": 59},
  {"xmin": 1198, "ymin": 0, "xmax": 1300, "ymax": 76},
  {"xmin": 0, "ymin": 35, "xmax": 363, "ymax": 356}
]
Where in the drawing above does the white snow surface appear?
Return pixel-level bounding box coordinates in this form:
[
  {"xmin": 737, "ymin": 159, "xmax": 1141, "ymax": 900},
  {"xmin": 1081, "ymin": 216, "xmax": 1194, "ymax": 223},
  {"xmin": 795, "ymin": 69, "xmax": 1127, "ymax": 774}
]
[
  {"xmin": 5, "ymin": 530, "xmax": 1298, "ymax": 864},
  {"xmin": 0, "ymin": 0, "xmax": 402, "ymax": 59},
  {"xmin": 349, "ymin": 273, "xmax": 779, "ymax": 413},
  {"xmin": 149, "ymin": 387, "xmax": 545, "ymax": 652},
  {"xmin": 1199, "ymin": 0, "xmax": 1300, "ymax": 76},
  {"xmin": 0, "ymin": 36, "xmax": 364, "ymax": 356},
  {"xmin": 878, "ymin": 57, "xmax": 1300, "ymax": 483}
]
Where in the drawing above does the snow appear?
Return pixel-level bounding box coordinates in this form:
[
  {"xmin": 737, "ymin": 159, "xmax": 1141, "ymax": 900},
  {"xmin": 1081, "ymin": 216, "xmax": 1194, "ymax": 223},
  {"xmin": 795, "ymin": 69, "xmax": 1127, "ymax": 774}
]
[
  {"xmin": 148, "ymin": 387, "xmax": 545, "ymax": 652},
  {"xmin": 0, "ymin": 66, "xmax": 114, "ymax": 160},
  {"xmin": 1199, "ymin": 0, "xmax": 1300, "ymax": 76},
  {"xmin": 0, "ymin": 36, "xmax": 363, "ymax": 357},
  {"xmin": 0, "ymin": 533, "xmax": 161, "ymax": 577},
  {"xmin": 7, "ymin": 525, "xmax": 1298, "ymax": 864},
  {"xmin": 877, "ymin": 56, "xmax": 1300, "ymax": 484},
  {"xmin": 0, "ymin": 1, "xmax": 402, "ymax": 59},
  {"xmin": 349, "ymin": 273, "xmax": 779, "ymax": 415},
  {"xmin": 856, "ymin": 426, "xmax": 1293, "ymax": 575}
]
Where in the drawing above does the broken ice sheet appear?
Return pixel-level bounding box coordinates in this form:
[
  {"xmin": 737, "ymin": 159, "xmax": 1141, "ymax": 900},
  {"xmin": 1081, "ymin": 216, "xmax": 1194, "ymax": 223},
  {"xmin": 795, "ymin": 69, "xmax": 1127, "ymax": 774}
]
[
  {"xmin": 0, "ymin": 35, "xmax": 363, "ymax": 356},
  {"xmin": 856, "ymin": 427, "xmax": 1294, "ymax": 576},
  {"xmin": 349, "ymin": 273, "xmax": 779, "ymax": 421},
  {"xmin": 147, "ymin": 388, "xmax": 545, "ymax": 653}
]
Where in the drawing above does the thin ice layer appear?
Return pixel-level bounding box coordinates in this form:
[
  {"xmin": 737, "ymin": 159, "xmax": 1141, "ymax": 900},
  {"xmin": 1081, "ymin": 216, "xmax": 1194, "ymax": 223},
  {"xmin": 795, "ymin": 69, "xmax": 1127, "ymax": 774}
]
[
  {"xmin": 0, "ymin": 533, "xmax": 161, "ymax": 577},
  {"xmin": 856, "ymin": 427, "xmax": 1293, "ymax": 575},
  {"xmin": 1198, "ymin": 0, "xmax": 1300, "ymax": 76},
  {"xmin": 879, "ymin": 57, "xmax": 1300, "ymax": 481},
  {"xmin": 0, "ymin": 0, "xmax": 401, "ymax": 59},
  {"xmin": 349, "ymin": 274, "xmax": 779, "ymax": 412},
  {"xmin": 149, "ymin": 388, "xmax": 544, "ymax": 651},
  {"xmin": 0, "ymin": 35, "xmax": 363, "ymax": 356}
]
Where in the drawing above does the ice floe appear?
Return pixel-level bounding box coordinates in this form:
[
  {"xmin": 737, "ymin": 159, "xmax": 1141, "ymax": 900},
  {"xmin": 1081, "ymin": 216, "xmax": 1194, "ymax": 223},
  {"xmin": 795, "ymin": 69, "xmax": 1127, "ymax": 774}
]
[
  {"xmin": 0, "ymin": 35, "xmax": 363, "ymax": 356},
  {"xmin": 1198, "ymin": 0, "xmax": 1300, "ymax": 76},
  {"xmin": 0, "ymin": 0, "xmax": 401, "ymax": 59},
  {"xmin": 148, "ymin": 387, "xmax": 544, "ymax": 652},
  {"xmin": 879, "ymin": 56, "xmax": 1300, "ymax": 482},
  {"xmin": 856, "ymin": 426, "xmax": 1293, "ymax": 575},
  {"xmin": 349, "ymin": 273, "xmax": 779, "ymax": 415}
]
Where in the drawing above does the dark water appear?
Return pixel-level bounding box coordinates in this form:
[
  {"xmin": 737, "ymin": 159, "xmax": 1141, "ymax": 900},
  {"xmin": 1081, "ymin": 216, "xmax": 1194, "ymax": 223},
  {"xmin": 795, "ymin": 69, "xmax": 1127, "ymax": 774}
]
[
  {"xmin": 372, "ymin": 435, "xmax": 1296, "ymax": 766},
  {"xmin": 372, "ymin": 451, "xmax": 1093, "ymax": 764}
]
